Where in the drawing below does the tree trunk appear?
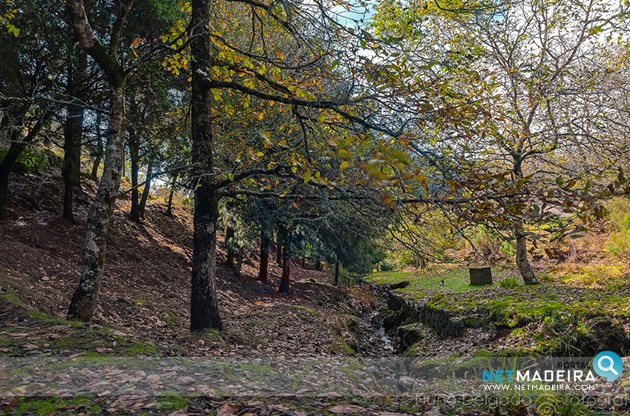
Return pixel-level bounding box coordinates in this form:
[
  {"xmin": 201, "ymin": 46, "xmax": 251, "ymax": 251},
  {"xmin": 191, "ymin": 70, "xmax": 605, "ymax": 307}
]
[
  {"xmin": 67, "ymin": 84, "xmax": 126, "ymax": 321},
  {"xmin": 90, "ymin": 112, "xmax": 103, "ymax": 181},
  {"xmin": 62, "ymin": 49, "xmax": 87, "ymax": 222},
  {"xmin": 258, "ymin": 234, "xmax": 270, "ymax": 282},
  {"xmin": 128, "ymin": 132, "xmax": 140, "ymax": 222},
  {"xmin": 334, "ymin": 259, "xmax": 340, "ymax": 286},
  {"xmin": 301, "ymin": 257, "xmax": 306, "ymax": 269},
  {"xmin": 137, "ymin": 160, "xmax": 153, "ymax": 218},
  {"xmin": 315, "ymin": 259, "xmax": 322, "ymax": 271},
  {"xmin": 0, "ymin": 142, "xmax": 25, "ymax": 219},
  {"xmin": 225, "ymin": 226, "xmax": 236, "ymax": 267},
  {"xmin": 278, "ymin": 245, "xmax": 290, "ymax": 293},
  {"xmin": 515, "ymin": 227, "xmax": 538, "ymax": 284},
  {"xmin": 165, "ymin": 175, "xmax": 176, "ymax": 216},
  {"xmin": 511, "ymin": 154, "xmax": 538, "ymax": 285},
  {"xmin": 275, "ymin": 243, "xmax": 282, "ymax": 265},
  {"xmin": 189, "ymin": 0, "xmax": 222, "ymax": 331}
]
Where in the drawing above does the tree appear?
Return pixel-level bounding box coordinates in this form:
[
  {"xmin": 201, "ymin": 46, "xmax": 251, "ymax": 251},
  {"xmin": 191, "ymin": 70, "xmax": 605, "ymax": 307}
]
[
  {"xmin": 370, "ymin": 0, "xmax": 630, "ymax": 283},
  {"xmin": 0, "ymin": 1, "xmax": 65, "ymax": 218},
  {"xmin": 179, "ymin": 0, "xmax": 409, "ymax": 329},
  {"xmin": 66, "ymin": 0, "xmax": 182, "ymax": 320}
]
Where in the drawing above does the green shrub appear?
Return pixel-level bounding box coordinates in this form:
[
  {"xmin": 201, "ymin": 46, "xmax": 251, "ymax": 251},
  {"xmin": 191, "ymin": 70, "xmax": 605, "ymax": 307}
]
[
  {"xmin": 0, "ymin": 147, "xmax": 50, "ymax": 173},
  {"xmin": 498, "ymin": 277, "xmax": 520, "ymax": 288},
  {"xmin": 499, "ymin": 241, "xmax": 516, "ymax": 256},
  {"xmin": 379, "ymin": 260, "xmax": 395, "ymax": 271}
]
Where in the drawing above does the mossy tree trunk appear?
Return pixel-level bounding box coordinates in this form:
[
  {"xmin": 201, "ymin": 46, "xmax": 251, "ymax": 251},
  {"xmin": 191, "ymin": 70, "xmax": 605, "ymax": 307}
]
[
  {"xmin": 66, "ymin": 0, "xmax": 130, "ymax": 321},
  {"xmin": 68, "ymin": 84, "xmax": 126, "ymax": 320},
  {"xmin": 515, "ymin": 225, "xmax": 538, "ymax": 284}
]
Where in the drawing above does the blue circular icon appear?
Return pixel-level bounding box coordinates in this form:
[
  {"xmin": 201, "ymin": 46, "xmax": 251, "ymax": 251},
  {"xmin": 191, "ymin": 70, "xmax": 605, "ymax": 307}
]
[{"xmin": 593, "ymin": 351, "xmax": 623, "ymax": 382}]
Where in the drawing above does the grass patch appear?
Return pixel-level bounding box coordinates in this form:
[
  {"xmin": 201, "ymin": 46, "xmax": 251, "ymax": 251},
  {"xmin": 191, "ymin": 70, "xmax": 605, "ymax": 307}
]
[
  {"xmin": 12, "ymin": 396, "xmax": 103, "ymax": 415},
  {"xmin": 117, "ymin": 341, "xmax": 159, "ymax": 356},
  {"xmin": 0, "ymin": 290, "xmax": 25, "ymax": 306},
  {"xmin": 366, "ymin": 267, "xmax": 521, "ymax": 297},
  {"xmin": 295, "ymin": 305, "xmax": 320, "ymax": 317},
  {"xmin": 154, "ymin": 391, "xmax": 188, "ymax": 411}
]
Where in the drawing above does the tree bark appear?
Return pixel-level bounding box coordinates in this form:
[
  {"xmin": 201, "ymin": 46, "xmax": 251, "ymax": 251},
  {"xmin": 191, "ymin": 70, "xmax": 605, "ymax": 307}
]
[
  {"xmin": 137, "ymin": 159, "xmax": 153, "ymax": 218},
  {"xmin": 189, "ymin": 0, "xmax": 222, "ymax": 331},
  {"xmin": 62, "ymin": 49, "xmax": 87, "ymax": 222},
  {"xmin": 67, "ymin": 84, "xmax": 126, "ymax": 321},
  {"xmin": 128, "ymin": 131, "xmax": 140, "ymax": 222},
  {"xmin": 258, "ymin": 233, "xmax": 270, "ymax": 282},
  {"xmin": 315, "ymin": 259, "xmax": 322, "ymax": 271},
  {"xmin": 90, "ymin": 112, "xmax": 103, "ymax": 181},
  {"xmin": 334, "ymin": 259, "xmax": 340, "ymax": 286},
  {"xmin": 165, "ymin": 175, "xmax": 176, "ymax": 216},
  {"xmin": 275, "ymin": 243, "xmax": 282, "ymax": 265},
  {"xmin": 511, "ymin": 155, "xmax": 538, "ymax": 285},
  {"xmin": 515, "ymin": 226, "xmax": 538, "ymax": 284},
  {"xmin": 278, "ymin": 245, "xmax": 290, "ymax": 293}
]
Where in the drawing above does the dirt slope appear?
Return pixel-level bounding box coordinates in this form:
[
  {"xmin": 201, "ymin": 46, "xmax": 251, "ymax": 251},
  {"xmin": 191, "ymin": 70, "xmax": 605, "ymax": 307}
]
[{"xmin": 0, "ymin": 170, "xmax": 384, "ymax": 358}]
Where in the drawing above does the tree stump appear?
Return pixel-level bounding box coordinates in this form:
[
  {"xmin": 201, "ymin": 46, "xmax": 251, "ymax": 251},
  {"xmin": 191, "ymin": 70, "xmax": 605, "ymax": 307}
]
[{"xmin": 469, "ymin": 267, "xmax": 492, "ymax": 285}]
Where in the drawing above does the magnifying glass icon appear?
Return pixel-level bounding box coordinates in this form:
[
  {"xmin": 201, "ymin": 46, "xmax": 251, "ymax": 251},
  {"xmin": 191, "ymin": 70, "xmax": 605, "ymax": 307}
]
[{"xmin": 597, "ymin": 355, "xmax": 619, "ymax": 375}]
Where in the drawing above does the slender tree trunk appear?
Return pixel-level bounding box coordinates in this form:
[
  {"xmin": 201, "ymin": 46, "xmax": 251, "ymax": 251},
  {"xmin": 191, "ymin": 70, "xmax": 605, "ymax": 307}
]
[
  {"xmin": 165, "ymin": 175, "xmax": 176, "ymax": 216},
  {"xmin": 0, "ymin": 141, "xmax": 25, "ymax": 219},
  {"xmin": 62, "ymin": 49, "xmax": 87, "ymax": 222},
  {"xmin": 137, "ymin": 160, "xmax": 153, "ymax": 218},
  {"xmin": 258, "ymin": 233, "xmax": 270, "ymax": 282},
  {"xmin": 275, "ymin": 243, "xmax": 282, "ymax": 265},
  {"xmin": 121, "ymin": 145, "xmax": 126, "ymax": 178},
  {"xmin": 189, "ymin": 0, "xmax": 222, "ymax": 331},
  {"xmin": 511, "ymin": 155, "xmax": 538, "ymax": 285},
  {"xmin": 90, "ymin": 112, "xmax": 103, "ymax": 181},
  {"xmin": 315, "ymin": 259, "xmax": 322, "ymax": 271},
  {"xmin": 301, "ymin": 257, "xmax": 306, "ymax": 269},
  {"xmin": 67, "ymin": 84, "xmax": 126, "ymax": 321},
  {"xmin": 334, "ymin": 259, "xmax": 340, "ymax": 286},
  {"xmin": 278, "ymin": 245, "xmax": 290, "ymax": 293},
  {"xmin": 225, "ymin": 226, "xmax": 236, "ymax": 267},
  {"xmin": 128, "ymin": 132, "xmax": 140, "ymax": 222},
  {"xmin": 515, "ymin": 226, "xmax": 538, "ymax": 284}
]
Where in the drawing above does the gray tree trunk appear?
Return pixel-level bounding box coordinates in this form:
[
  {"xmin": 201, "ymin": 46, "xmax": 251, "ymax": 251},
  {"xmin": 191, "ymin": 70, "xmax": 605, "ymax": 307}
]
[
  {"xmin": 515, "ymin": 226, "xmax": 538, "ymax": 284},
  {"xmin": 67, "ymin": 85, "xmax": 126, "ymax": 320}
]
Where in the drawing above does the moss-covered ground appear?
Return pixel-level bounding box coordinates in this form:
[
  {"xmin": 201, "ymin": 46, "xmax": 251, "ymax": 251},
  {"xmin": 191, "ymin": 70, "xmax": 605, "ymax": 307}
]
[{"xmin": 366, "ymin": 266, "xmax": 630, "ymax": 356}]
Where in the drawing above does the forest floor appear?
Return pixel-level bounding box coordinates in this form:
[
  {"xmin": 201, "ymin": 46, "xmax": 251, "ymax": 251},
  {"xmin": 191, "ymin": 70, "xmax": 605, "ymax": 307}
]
[{"xmin": 0, "ymin": 170, "xmax": 629, "ymax": 415}]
